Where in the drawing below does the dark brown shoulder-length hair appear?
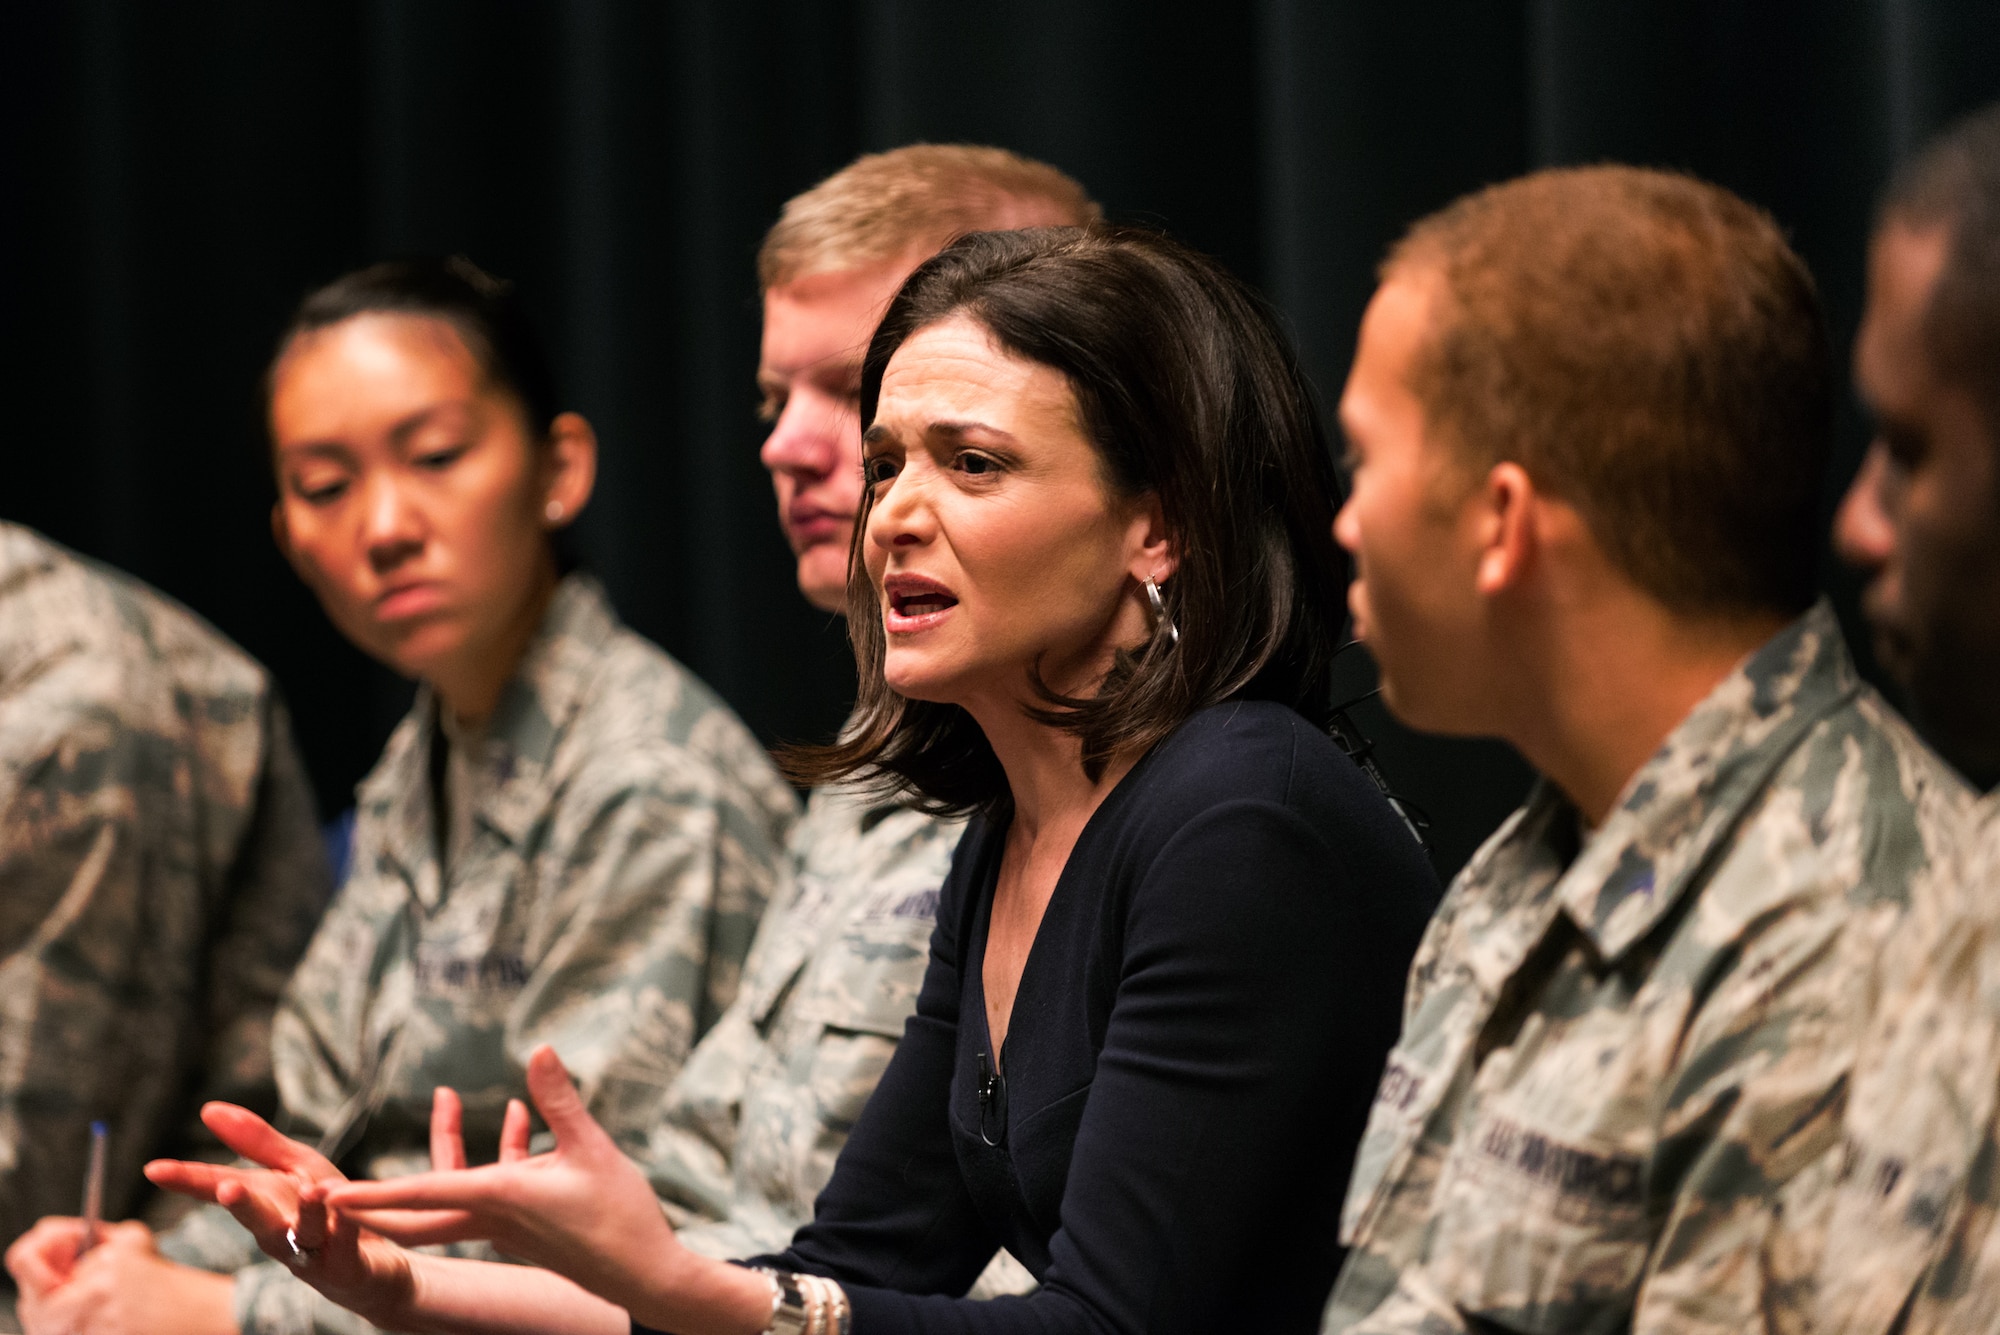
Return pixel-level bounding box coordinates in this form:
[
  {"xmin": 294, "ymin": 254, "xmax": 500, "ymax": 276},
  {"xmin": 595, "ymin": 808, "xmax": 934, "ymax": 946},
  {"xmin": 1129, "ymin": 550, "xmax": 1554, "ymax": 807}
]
[{"xmin": 785, "ymin": 225, "xmax": 1346, "ymax": 815}]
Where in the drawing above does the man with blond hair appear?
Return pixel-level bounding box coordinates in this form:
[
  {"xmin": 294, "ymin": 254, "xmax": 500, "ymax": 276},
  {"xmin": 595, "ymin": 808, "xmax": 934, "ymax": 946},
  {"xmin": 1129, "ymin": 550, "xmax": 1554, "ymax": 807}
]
[
  {"xmin": 748, "ymin": 144, "xmax": 1098, "ymax": 621},
  {"xmin": 1322, "ymin": 166, "xmax": 1966, "ymax": 1334},
  {"xmin": 645, "ymin": 145, "xmax": 1097, "ymax": 1283}
]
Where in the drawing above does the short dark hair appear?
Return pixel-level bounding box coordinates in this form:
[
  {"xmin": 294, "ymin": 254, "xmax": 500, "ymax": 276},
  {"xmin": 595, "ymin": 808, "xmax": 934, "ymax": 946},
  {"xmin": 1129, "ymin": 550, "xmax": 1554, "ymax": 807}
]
[
  {"xmin": 1882, "ymin": 101, "xmax": 2000, "ymax": 449},
  {"xmin": 786, "ymin": 226, "xmax": 1346, "ymax": 814},
  {"xmin": 1389, "ymin": 165, "xmax": 1833, "ymax": 618},
  {"xmin": 269, "ymin": 256, "xmax": 559, "ymax": 438}
]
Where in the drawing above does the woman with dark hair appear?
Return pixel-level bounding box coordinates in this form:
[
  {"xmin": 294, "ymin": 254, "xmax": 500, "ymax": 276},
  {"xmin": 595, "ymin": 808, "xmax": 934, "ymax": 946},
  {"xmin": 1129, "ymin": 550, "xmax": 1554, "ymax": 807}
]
[
  {"xmin": 5, "ymin": 258, "xmax": 797, "ymax": 1335},
  {"xmin": 142, "ymin": 229, "xmax": 1439, "ymax": 1335}
]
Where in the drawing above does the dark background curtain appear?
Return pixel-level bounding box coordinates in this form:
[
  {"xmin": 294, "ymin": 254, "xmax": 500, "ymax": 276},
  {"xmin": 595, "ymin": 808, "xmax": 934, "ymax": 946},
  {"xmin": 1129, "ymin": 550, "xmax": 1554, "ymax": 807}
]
[{"xmin": 5, "ymin": 1, "xmax": 1997, "ymax": 881}]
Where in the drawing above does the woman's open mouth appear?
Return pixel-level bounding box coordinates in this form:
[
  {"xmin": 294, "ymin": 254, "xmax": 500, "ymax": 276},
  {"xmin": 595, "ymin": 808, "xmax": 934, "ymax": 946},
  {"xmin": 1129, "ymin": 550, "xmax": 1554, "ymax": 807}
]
[{"xmin": 883, "ymin": 574, "xmax": 960, "ymax": 633}]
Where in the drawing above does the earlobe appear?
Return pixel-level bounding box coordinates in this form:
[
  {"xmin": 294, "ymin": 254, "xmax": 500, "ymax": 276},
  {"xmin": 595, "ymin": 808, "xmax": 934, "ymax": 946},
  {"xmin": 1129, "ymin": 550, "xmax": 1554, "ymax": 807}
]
[
  {"xmin": 545, "ymin": 412, "xmax": 599, "ymax": 527},
  {"xmin": 1128, "ymin": 493, "xmax": 1178, "ymax": 584}
]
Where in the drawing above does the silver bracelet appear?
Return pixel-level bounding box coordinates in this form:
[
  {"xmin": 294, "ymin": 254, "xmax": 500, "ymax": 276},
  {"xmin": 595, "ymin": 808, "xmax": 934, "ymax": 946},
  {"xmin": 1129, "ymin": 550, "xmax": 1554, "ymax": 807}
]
[
  {"xmin": 810, "ymin": 1273, "xmax": 851, "ymax": 1335},
  {"xmin": 825, "ymin": 1277, "xmax": 852, "ymax": 1335},
  {"xmin": 801, "ymin": 1273, "xmax": 830, "ymax": 1335},
  {"xmin": 800, "ymin": 1273, "xmax": 849, "ymax": 1335},
  {"xmin": 752, "ymin": 1267, "xmax": 822, "ymax": 1335}
]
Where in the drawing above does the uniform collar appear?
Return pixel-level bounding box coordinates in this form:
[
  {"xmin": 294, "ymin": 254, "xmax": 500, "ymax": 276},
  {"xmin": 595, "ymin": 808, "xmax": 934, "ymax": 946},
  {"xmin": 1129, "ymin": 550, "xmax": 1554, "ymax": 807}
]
[
  {"xmin": 1553, "ymin": 599, "xmax": 1861, "ymax": 961},
  {"xmin": 357, "ymin": 574, "xmax": 622, "ymax": 878}
]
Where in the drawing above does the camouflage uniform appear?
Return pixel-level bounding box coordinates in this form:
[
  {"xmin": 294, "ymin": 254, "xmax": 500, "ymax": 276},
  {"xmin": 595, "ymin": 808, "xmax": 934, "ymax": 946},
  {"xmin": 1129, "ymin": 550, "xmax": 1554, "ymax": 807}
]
[
  {"xmin": 645, "ymin": 782, "xmax": 963, "ymax": 1255},
  {"xmin": 1323, "ymin": 601, "xmax": 1969, "ymax": 1335},
  {"xmin": 646, "ymin": 782, "xmax": 1035, "ymax": 1296},
  {"xmin": 1769, "ymin": 791, "xmax": 2000, "ymax": 1335},
  {"xmin": 0, "ymin": 522, "xmax": 330, "ymax": 1248},
  {"xmin": 158, "ymin": 573, "xmax": 797, "ymax": 1335}
]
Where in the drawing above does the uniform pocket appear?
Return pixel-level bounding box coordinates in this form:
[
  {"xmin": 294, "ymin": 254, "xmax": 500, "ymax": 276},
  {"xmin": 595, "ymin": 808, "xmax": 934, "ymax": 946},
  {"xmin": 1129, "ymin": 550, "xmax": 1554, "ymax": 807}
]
[
  {"xmin": 792, "ymin": 904, "xmax": 936, "ymax": 1130},
  {"xmin": 793, "ymin": 914, "xmax": 935, "ymax": 1039},
  {"xmin": 1421, "ymin": 1100, "xmax": 1650, "ymax": 1331}
]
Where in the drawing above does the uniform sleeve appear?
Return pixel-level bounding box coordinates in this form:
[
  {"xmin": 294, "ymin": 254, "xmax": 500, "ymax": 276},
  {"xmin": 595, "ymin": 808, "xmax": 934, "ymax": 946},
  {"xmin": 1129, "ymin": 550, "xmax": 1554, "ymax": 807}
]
[
  {"xmin": 750, "ymin": 798, "xmax": 1393, "ymax": 1335},
  {"xmin": 0, "ymin": 659, "xmax": 328, "ymax": 1244},
  {"xmin": 0, "ymin": 719, "xmax": 155, "ymax": 1244},
  {"xmin": 510, "ymin": 765, "xmax": 784, "ymax": 1175}
]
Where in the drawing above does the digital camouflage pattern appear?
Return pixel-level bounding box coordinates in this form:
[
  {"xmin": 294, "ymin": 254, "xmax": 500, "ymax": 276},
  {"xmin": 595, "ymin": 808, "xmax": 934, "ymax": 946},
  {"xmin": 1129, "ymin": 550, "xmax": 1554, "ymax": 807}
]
[
  {"xmin": 0, "ymin": 522, "xmax": 330, "ymax": 1249},
  {"xmin": 647, "ymin": 783, "xmax": 1035, "ymax": 1297},
  {"xmin": 157, "ymin": 574, "xmax": 798, "ymax": 1335},
  {"xmin": 1768, "ymin": 791, "xmax": 2000, "ymax": 1335},
  {"xmin": 647, "ymin": 781, "xmax": 964, "ymax": 1255},
  {"xmin": 1323, "ymin": 601, "xmax": 1970, "ymax": 1335}
]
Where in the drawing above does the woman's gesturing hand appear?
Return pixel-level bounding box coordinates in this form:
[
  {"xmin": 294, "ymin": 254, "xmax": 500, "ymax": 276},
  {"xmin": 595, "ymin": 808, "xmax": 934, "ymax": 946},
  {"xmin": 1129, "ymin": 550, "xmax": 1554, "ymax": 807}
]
[
  {"xmin": 141, "ymin": 1102, "xmax": 427, "ymax": 1327},
  {"xmin": 428, "ymin": 1082, "xmax": 534, "ymax": 1172},
  {"xmin": 326, "ymin": 1045, "xmax": 692, "ymax": 1320}
]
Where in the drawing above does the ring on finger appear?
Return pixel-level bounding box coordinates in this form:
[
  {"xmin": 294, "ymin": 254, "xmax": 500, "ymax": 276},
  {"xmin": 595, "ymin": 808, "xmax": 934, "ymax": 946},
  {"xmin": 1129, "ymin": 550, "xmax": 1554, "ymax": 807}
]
[{"xmin": 283, "ymin": 1226, "xmax": 320, "ymax": 1272}]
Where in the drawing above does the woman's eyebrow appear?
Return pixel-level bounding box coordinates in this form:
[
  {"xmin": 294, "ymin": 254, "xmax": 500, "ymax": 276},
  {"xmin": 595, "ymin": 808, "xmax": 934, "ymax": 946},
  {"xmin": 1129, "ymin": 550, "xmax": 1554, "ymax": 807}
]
[
  {"xmin": 928, "ymin": 420, "xmax": 1016, "ymax": 444},
  {"xmin": 863, "ymin": 418, "xmax": 1018, "ymax": 448}
]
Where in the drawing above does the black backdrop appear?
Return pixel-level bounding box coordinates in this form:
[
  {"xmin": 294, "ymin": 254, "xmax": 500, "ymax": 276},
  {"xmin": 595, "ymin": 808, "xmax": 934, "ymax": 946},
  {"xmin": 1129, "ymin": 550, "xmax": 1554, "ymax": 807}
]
[{"xmin": 5, "ymin": 2, "xmax": 1998, "ymax": 880}]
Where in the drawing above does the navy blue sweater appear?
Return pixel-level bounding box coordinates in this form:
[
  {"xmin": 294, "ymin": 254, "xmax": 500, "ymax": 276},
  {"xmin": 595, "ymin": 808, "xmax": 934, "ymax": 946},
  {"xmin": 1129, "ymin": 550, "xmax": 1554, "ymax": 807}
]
[{"xmin": 657, "ymin": 701, "xmax": 1439, "ymax": 1334}]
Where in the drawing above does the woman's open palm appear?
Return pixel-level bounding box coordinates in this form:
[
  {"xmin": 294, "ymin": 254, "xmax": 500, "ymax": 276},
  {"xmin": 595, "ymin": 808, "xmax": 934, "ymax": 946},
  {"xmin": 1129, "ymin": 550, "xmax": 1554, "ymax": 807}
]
[{"xmin": 326, "ymin": 1044, "xmax": 685, "ymax": 1317}]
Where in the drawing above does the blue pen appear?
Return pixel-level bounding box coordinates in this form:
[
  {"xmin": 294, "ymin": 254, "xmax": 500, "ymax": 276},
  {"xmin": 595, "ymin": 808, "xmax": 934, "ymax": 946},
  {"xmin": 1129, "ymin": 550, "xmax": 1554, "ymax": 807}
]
[{"xmin": 77, "ymin": 1121, "xmax": 107, "ymax": 1256}]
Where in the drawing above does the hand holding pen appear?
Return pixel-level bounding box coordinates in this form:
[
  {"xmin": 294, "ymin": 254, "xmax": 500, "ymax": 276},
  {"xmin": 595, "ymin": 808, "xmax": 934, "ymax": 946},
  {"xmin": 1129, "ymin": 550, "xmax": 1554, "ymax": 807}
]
[{"xmin": 4, "ymin": 1120, "xmax": 237, "ymax": 1334}]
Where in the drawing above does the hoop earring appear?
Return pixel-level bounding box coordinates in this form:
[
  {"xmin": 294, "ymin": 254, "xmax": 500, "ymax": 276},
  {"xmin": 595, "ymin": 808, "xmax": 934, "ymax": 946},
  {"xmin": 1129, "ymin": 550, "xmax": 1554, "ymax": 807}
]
[{"xmin": 1143, "ymin": 576, "xmax": 1180, "ymax": 646}]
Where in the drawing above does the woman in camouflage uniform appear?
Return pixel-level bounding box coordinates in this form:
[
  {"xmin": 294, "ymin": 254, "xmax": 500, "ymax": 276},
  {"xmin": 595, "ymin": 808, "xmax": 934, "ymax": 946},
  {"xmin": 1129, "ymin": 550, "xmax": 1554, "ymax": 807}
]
[{"xmin": 8, "ymin": 258, "xmax": 796, "ymax": 1335}]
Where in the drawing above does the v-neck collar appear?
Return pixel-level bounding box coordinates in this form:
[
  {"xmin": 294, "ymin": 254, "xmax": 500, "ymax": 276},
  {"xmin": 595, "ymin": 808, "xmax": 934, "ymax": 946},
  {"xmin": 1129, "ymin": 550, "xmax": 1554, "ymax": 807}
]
[{"xmin": 967, "ymin": 723, "xmax": 1179, "ymax": 1077}]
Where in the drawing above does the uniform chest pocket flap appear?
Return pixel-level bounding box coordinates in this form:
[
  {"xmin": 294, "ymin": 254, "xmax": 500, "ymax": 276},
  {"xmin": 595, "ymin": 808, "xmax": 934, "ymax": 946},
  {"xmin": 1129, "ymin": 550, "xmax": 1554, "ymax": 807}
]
[
  {"xmin": 796, "ymin": 913, "xmax": 937, "ymax": 1041},
  {"xmin": 797, "ymin": 918, "xmax": 935, "ymax": 1131},
  {"xmin": 1423, "ymin": 1097, "xmax": 1651, "ymax": 1332}
]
